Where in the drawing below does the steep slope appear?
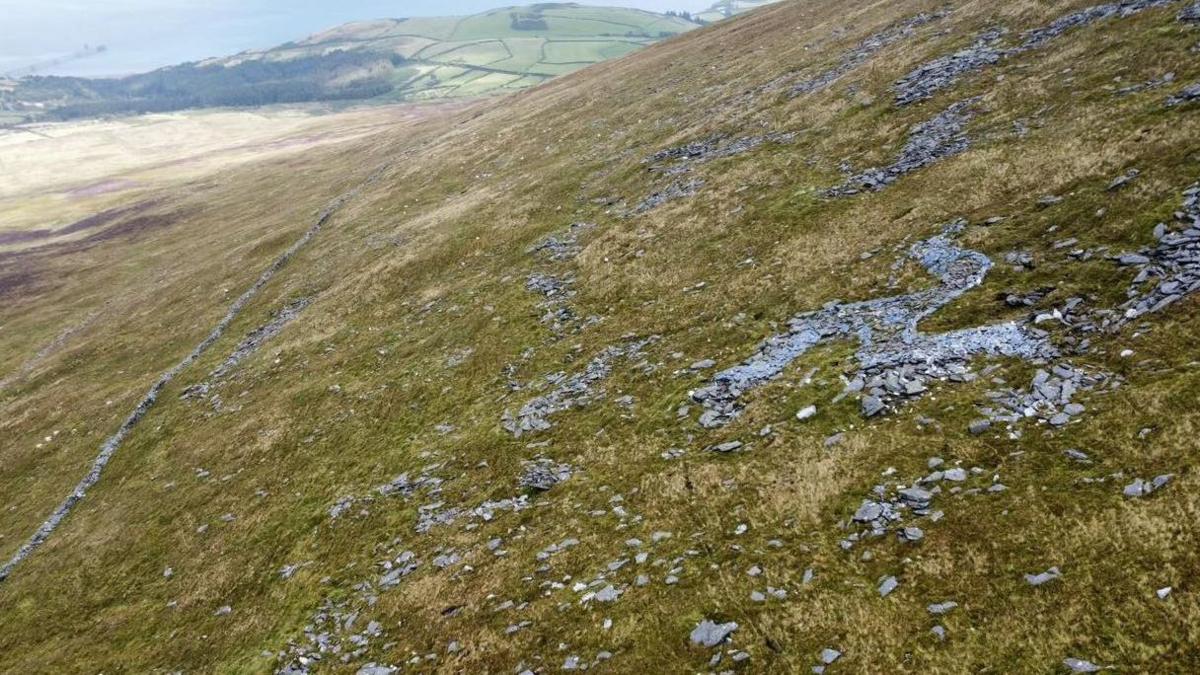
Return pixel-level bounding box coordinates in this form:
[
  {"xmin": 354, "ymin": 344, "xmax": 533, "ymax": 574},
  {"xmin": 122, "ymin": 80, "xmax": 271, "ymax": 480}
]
[{"xmin": 3, "ymin": 0, "xmax": 1200, "ymax": 672}]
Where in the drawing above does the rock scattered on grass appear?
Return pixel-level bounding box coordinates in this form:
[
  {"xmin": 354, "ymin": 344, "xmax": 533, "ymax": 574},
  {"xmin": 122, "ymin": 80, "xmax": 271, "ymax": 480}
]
[
  {"xmin": 1063, "ymin": 657, "xmax": 1102, "ymax": 673},
  {"xmin": 1122, "ymin": 474, "xmax": 1173, "ymax": 498},
  {"xmin": 690, "ymin": 620, "xmax": 738, "ymax": 648},
  {"xmin": 828, "ymin": 99, "xmax": 978, "ymax": 196},
  {"xmin": 879, "ymin": 576, "xmax": 899, "ymax": 597},
  {"xmin": 1025, "ymin": 566, "xmax": 1062, "ymax": 586}
]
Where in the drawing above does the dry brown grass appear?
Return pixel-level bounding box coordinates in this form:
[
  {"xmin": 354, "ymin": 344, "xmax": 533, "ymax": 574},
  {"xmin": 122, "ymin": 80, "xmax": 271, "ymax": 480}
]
[{"xmin": 2, "ymin": 0, "xmax": 1200, "ymax": 672}]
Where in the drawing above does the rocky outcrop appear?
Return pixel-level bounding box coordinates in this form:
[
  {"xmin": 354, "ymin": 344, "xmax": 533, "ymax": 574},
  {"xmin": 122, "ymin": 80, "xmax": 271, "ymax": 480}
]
[
  {"xmin": 790, "ymin": 11, "xmax": 947, "ymax": 97},
  {"xmin": 691, "ymin": 220, "xmax": 1056, "ymax": 428},
  {"xmin": 827, "ymin": 98, "xmax": 978, "ymax": 196},
  {"xmin": 1111, "ymin": 179, "xmax": 1200, "ymax": 324},
  {"xmin": 502, "ymin": 337, "xmax": 656, "ymax": 436},
  {"xmin": 893, "ymin": 0, "xmax": 1181, "ymax": 106}
]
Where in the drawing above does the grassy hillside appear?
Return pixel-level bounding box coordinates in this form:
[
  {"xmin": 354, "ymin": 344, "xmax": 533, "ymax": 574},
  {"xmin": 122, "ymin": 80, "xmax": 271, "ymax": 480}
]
[
  {"xmin": 4, "ymin": 0, "xmax": 1200, "ymax": 672},
  {"xmin": 220, "ymin": 3, "xmax": 700, "ymax": 101},
  {"xmin": 1, "ymin": 4, "xmax": 700, "ymax": 123}
]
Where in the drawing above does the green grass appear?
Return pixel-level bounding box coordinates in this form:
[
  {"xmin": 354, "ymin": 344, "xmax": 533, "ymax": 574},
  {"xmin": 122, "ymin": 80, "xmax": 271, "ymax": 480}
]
[
  {"xmin": 281, "ymin": 4, "xmax": 701, "ymax": 101},
  {"xmin": 3, "ymin": 5, "xmax": 703, "ymax": 123}
]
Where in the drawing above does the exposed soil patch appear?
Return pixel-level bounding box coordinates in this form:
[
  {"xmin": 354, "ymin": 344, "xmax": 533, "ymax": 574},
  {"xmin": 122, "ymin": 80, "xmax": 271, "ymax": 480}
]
[
  {"xmin": 0, "ymin": 267, "xmax": 39, "ymax": 300},
  {"xmin": 66, "ymin": 179, "xmax": 140, "ymax": 199},
  {"xmin": 0, "ymin": 199, "xmax": 160, "ymax": 247}
]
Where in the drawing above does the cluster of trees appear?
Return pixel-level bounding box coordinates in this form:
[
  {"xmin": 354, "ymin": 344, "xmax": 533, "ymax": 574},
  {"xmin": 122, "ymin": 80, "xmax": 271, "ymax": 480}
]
[{"xmin": 17, "ymin": 50, "xmax": 401, "ymax": 120}]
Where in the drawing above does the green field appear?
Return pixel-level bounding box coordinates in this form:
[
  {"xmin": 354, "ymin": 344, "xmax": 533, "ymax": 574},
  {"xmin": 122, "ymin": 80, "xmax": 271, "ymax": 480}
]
[
  {"xmin": 1, "ymin": 4, "xmax": 702, "ymax": 122},
  {"xmin": 223, "ymin": 3, "xmax": 702, "ymax": 102},
  {"xmin": 696, "ymin": 0, "xmax": 783, "ymax": 23}
]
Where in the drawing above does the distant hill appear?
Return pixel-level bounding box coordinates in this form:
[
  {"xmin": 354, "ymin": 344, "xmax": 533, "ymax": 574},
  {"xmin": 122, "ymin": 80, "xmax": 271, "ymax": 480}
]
[
  {"xmin": 0, "ymin": 3, "xmax": 700, "ymax": 123},
  {"xmin": 696, "ymin": 0, "xmax": 782, "ymax": 23}
]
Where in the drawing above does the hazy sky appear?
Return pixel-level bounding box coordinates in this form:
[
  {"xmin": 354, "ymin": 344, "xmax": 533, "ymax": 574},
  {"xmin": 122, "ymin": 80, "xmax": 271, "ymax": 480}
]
[{"xmin": 0, "ymin": 0, "xmax": 717, "ymax": 78}]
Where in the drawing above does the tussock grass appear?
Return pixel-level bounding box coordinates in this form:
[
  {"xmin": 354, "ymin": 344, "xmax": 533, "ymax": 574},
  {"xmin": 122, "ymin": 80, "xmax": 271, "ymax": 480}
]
[{"xmin": 3, "ymin": 0, "xmax": 1200, "ymax": 672}]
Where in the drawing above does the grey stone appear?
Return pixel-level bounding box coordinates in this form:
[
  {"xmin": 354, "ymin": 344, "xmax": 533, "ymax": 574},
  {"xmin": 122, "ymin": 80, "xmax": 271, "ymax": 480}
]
[
  {"xmin": 943, "ymin": 467, "xmax": 968, "ymax": 482},
  {"xmin": 853, "ymin": 501, "xmax": 884, "ymax": 522},
  {"xmin": 785, "ymin": 11, "xmax": 945, "ymax": 97},
  {"xmin": 796, "ymin": 405, "xmax": 818, "ymax": 421},
  {"xmin": 1118, "ymin": 253, "xmax": 1151, "ymax": 266},
  {"xmin": 1025, "ymin": 566, "xmax": 1062, "ymax": 586},
  {"xmin": 519, "ymin": 459, "xmax": 573, "ymax": 492},
  {"xmin": 928, "ymin": 601, "xmax": 958, "ymax": 615},
  {"xmin": 879, "ymin": 576, "xmax": 899, "ymax": 597},
  {"xmin": 357, "ymin": 666, "xmax": 397, "ymax": 675},
  {"xmin": 1063, "ymin": 657, "xmax": 1102, "ymax": 673},
  {"xmin": 820, "ymin": 648, "xmax": 842, "ymax": 665},
  {"xmin": 689, "ymin": 220, "xmax": 1056, "ymax": 430},
  {"xmin": 862, "ymin": 396, "xmax": 885, "ymax": 417},
  {"xmin": 711, "ymin": 441, "xmax": 744, "ymax": 453},
  {"xmin": 899, "ymin": 487, "xmax": 933, "ymax": 506},
  {"xmin": 830, "ymin": 99, "xmax": 978, "ymax": 195},
  {"xmin": 690, "ymin": 620, "xmax": 738, "ymax": 648},
  {"xmin": 1167, "ymin": 81, "xmax": 1200, "ymax": 107},
  {"xmin": 503, "ymin": 338, "xmax": 656, "ymax": 436},
  {"xmin": 1107, "ymin": 169, "xmax": 1140, "ymax": 191},
  {"xmin": 892, "ymin": 33, "xmax": 1003, "ymax": 106},
  {"xmin": 594, "ymin": 585, "xmax": 621, "ymax": 603},
  {"xmin": 968, "ymin": 419, "xmax": 991, "ymax": 435},
  {"xmin": 1182, "ymin": 1, "xmax": 1200, "ymax": 22},
  {"xmin": 634, "ymin": 178, "xmax": 705, "ymax": 215}
]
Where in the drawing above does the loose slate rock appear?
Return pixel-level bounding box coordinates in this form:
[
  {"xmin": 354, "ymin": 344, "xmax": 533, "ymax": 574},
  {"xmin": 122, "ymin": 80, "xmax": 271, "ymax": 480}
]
[
  {"xmin": 862, "ymin": 396, "xmax": 886, "ymax": 417},
  {"xmin": 879, "ymin": 576, "xmax": 899, "ymax": 597},
  {"xmin": 928, "ymin": 601, "xmax": 958, "ymax": 615},
  {"xmin": 1064, "ymin": 657, "xmax": 1102, "ymax": 673},
  {"xmin": 690, "ymin": 620, "xmax": 738, "ymax": 648},
  {"xmin": 1183, "ymin": 1, "xmax": 1200, "ymax": 22},
  {"xmin": 1025, "ymin": 566, "xmax": 1062, "ymax": 586},
  {"xmin": 520, "ymin": 459, "xmax": 573, "ymax": 492},
  {"xmin": 1123, "ymin": 474, "xmax": 1173, "ymax": 498},
  {"xmin": 854, "ymin": 501, "xmax": 884, "ymax": 522}
]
